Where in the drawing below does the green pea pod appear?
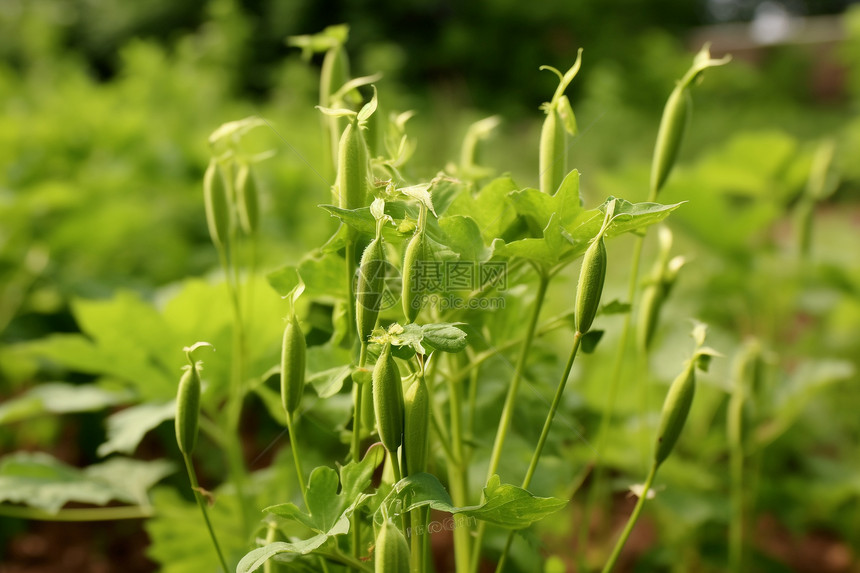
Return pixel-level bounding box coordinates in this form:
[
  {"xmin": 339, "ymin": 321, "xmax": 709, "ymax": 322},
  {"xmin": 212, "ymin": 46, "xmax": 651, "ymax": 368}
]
[
  {"xmin": 574, "ymin": 235, "xmax": 607, "ymax": 335},
  {"xmin": 539, "ymin": 106, "xmax": 565, "ymax": 196},
  {"xmin": 203, "ymin": 160, "xmax": 232, "ymax": 249},
  {"xmin": 374, "ymin": 518, "xmax": 410, "ymax": 573},
  {"xmin": 355, "ymin": 237, "xmax": 386, "ymax": 342},
  {"xmin": 401, "ymin": 231, "xmax": 429, "ymax": 323},
  {"xmin": 234, "ymin": 163, "xmax": 260, "ymax": 236},
  {"xmin": 337, "ymin": 119, "xmax": 368, "ymax": 211},
  {"xmin": 175, "ymin": 364, "xmax": 201, "ymax": 455},
  {"xmin": 650, "ymin": 87, "xmax": 691, "ymax": 196},
  {"xmin": 403, "ymin": 375, "xmax": 430, "ymax": 476},
  {"xmin": 654, "ymin": 361, "xmax": 696, "ymax": 467},
  {"xmin": 373, "ymin": 343, "xmax": 404, "ymax": 454},
  {"xmin": 281, "ymin": 314, "xmax": 307, "ymax": 416}
]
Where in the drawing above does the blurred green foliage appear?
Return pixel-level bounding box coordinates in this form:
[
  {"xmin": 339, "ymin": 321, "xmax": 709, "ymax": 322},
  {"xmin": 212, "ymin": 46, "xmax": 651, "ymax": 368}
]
[{"xmin": 1, "ymin": 0, "xmax": 859, "ymax": 571}]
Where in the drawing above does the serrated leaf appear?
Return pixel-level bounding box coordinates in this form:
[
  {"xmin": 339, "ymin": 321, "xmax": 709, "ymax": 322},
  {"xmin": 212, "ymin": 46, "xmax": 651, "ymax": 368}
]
[
  {"xmin": 236, "ymin": 536, "xmax": 332, "ymax": 573},
  {"xmin": 446, "ymin": 176, "xmax": 519, "ymax": 242},
  {"xmin": 97, "ymin": 401, "xmax": 176, "ymax": 457},
  {"xmin": 265, "ymin": 444, "xmax": 384, "ymax": 533},
  {"xmin": 508, "ymin": 170, "xmax": 582, "ymax": 233},
  {"xmin": 420, "ymin": 323, "xmax": 469, "ymax": 353},
  {"xmin": 491, "ymin": 214, "xmax": 563, "ymax": 266},
  {"xmin": 390, "ymin": 473, "xmax": 567, "ymax": 530}
]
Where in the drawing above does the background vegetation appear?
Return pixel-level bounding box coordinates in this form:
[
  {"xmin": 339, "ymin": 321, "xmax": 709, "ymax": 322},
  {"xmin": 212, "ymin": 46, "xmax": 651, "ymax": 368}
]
[{"xmin": 1, "ymin": 0, "xmax": 859, "ymax": 571}]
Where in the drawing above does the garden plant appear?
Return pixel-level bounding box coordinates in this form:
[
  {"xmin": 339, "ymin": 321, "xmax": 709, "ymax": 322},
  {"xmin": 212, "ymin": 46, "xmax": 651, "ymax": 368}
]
[{"xmin": 2, "ymin": 11, "xmax": 859, "ymax": 573}]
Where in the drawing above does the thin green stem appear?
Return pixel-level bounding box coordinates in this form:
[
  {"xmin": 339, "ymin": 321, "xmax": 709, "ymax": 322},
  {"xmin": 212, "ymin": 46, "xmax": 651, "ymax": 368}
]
[
  {"xmin": 263, "ymin": 520, "xmax": 277, "ymax": 573},
  {"xmin": 285, "ymin": 411, "xmax": 309, "ymax": 509},
  {"xmin": 0, "ymin": 504, "xmax": 153, "ymax": 521},
  {"xmin": 410, "ymin": 506, "xmax": 429, "ymax": 573},
  {"xmin": 600, "ymin": 462, "xmax": 658, "ymax": 573},
  {"xmin": 729, "ymin": 440, "xmax": 744, "ymax": 571},
  {"xmin": 316, "ymin": 548, "xmax": 374, "ymax": 573},
  {"xmin": 577, "ymin": 233, "xmax": 645, "ymax": 565},
  {"xmin": 471, "ymin": 272, "xmax": 550, "ymax": 573},
  {"xmin": 447, "ymin": 354, "xmax": 471, "ymax": 573},
  {"xmin": 345, "ymin": 237, "xmax": 357, "ymax": 352},
  {"xmin": 351, "ymin": 341, "xmax": 369, "ymax": 560},
  {"xmin": 183, "ymin": 454, "xmax": 229, "ymax": 573},
  {"xmin": 495, "ymin": 332, "xmax": 583, "ymax": 573}
]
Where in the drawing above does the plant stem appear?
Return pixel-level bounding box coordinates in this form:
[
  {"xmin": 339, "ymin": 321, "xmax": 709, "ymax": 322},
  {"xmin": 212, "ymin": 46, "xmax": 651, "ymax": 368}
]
[
  {"xmin": 600, "ymin": 462, "xmax": 658, "ymax": 573},
  {"xmin": 447, "ymin": 353, "xmax": 471, "ymax": 573},
  {"xmin": 729, "ymin": 438, "xmax": 744, "ymax": 571},
  {"xmin": 410, "ymin": 506, "xmax": 429, "ymax": 573},
  {"xmin": 0, "ymin": 504, "xmax": 153, "ymax": 521},
  {"xmin": 285, "ymin": 411, "xmax": 309, "ymax": 509},
  {"xmin": 471, "ymin": 272, "xmax": 550, "ymax": 573},
  {"xmin": 352, "ymin": 341, "xmax": 369, "ymax": 560},
  {"xmin": 182, "ymin": 453, "xmax": 230, "ymax": 573},
  {"xmin": 495, "ymin": 331, "xmax": 583, "ymax": 572},
  {"xmin": 577, "ymin": 233, "xmax": 645, "ymax": 564}
]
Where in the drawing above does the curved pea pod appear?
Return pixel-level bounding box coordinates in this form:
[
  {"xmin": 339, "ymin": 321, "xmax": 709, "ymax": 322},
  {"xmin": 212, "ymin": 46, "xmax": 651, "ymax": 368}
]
[
  {"xmin": 574, "ymin": 235, "xmax": 607, "ymax": 335},
  {"xmin": 175, "ymin": 364, "xmax": 202, "ymax": 455},
  {"xmin": 650, "ymin": 83, "xmax": 691, "ymax": 197},
  {"xmin": 203, "ymin": 160, "xmax": 232, "ymax": 249},
  {"xmin": 374, "ymin": 518, "xmax": 410, "ymax": 573},
  {"xmin": 281, "ymin": 314, "xmax": 307, "ymax": 416},
  {"xmin": 401, "ymin": 232, "xmax": 429, "ymax": 323},
  {"xmin": 654, "ymin": 361, "xmax": 696, "ymax": 467},
  {"xmin": 539, "ymin": 105, "xmax": 565, "ymax": 196},
  {"xmin": 373, "ymin": 343, "xmax": 404, "ymax": 454},
  {"xmin": 234, "ymin": 163, "xmax": 260, "ymax": 236},
  {"xmin": 355, "ymin": 237, "xmax": 386, "ymax": 342},
  {"xmin": 403, "ymin": 376, "xmax": 430, "ymax": 476},
  {"xmin": 337, "ymin": 119, "xmax": 369, "ymax": 211},
  {"xmin": 637, "ymin": 279, "xmax": 668, "ymax": 353},
  {"xmin": 637, "ymin": 255, "xmax": 685, "ymax": 352}
]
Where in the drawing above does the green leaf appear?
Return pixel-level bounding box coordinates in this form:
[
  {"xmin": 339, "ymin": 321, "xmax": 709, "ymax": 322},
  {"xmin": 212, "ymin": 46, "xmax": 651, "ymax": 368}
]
[
  {"xmin": 264, "ymin": 444, "xmax": 384, "ymax": 533},
  {"xmin": 600, "ymin": 196, "xmax": 685, "ymax": 238},
  {"xmin": 438, "ymin": 215, "xmax": 487, "ymax": 261},
  {"xmin": 267, "ymin": 266, "xmax": 302, "ymax": 298},
  {"xmin": 0, "ymin": 382, "xmax": 132, "ymax": 424},
  {"xmin": 491, "ymin": 214, "xmax": 563, "ymax": 266},
  {"xmin": 298, "ymin": 253, "xmax": 348, "ymax": 300},
  {"xmin": 0, "ymin": 452, "xmax": 172, "ymax": 513},
  {"xmin": 508, "ymin": 170, "xmax": 582, "ymax": 234},
  {"xmin": 390, "ymin": 473, "xmax": 567, "ymax": 530},
  {"xmin": 580, "ymin": 330, "xmax": 604, "ymax": 354},
  {"xmin": 420, "ymin": 323, "xmax": 469, "ymax": 353},
  {"xmin": 446, "ymin": 176, "xmax": 519, "ymax": 242},
  {"xmin": 308, "ymin": 366, "xmax": 352, "ymax": 399},
  {"xmin": 147, "ymin": 486, "xmax": 249, "ymax": 573},
  {"xmin": 236, "ymin": 536, "xmax": 332, "ymax": 573},
  {"xmin": 600, "ymin": 300, "xmax": 631, "ymax": 315},
  {"xmin": 97, "ymin": 401, "xmax": 176, "ymax": 457}
]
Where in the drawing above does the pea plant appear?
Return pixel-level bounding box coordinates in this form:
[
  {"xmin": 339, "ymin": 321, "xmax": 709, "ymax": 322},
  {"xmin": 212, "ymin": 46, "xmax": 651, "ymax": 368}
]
[
  {"xmin": 177, "ymin": 33, "xmax": 728, "ymax": 573},
  {"xmin": 0, "ymin": 27, "xmax": 738, "ymax": 573}
]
